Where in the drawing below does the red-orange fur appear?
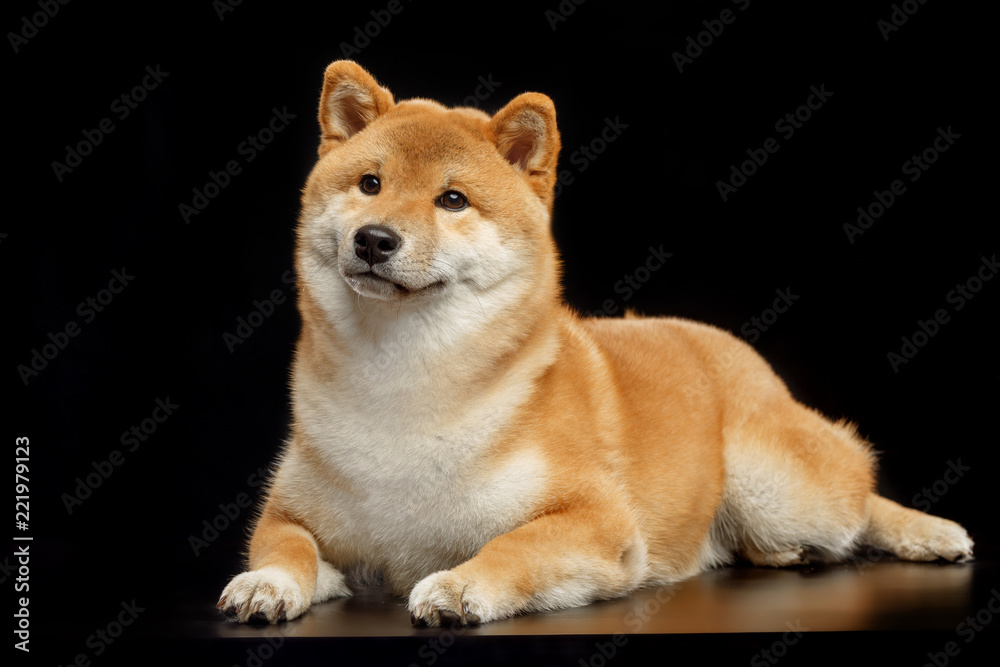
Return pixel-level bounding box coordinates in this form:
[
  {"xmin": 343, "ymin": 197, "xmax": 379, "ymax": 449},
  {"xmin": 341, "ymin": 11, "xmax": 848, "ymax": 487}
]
[{"xmin": 218, "ymin": 61, "xmax": 973, "ymax": 626}]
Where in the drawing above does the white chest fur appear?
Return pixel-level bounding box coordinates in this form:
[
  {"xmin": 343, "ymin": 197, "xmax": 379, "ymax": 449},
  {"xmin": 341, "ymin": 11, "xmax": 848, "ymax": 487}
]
[{"xmin": 278, "ymin": 337, "xmax": 550, "ymax": 591}]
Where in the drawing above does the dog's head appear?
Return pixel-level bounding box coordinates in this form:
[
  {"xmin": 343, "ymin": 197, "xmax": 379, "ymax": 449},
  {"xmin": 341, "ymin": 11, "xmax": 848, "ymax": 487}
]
[{"xmin": 296, "ymin": 61, "xmax": 562, "ymax": 324}]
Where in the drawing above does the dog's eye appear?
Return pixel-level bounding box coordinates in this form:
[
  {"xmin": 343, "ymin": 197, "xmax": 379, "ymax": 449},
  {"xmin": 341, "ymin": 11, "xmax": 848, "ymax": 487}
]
[
  {"xmin": 438, "ymin": 191, "xmax": 468, "ymax": 211},
  {"xmin": 359, "ymin": 174, "xmax": 381, "ymax": 195}
]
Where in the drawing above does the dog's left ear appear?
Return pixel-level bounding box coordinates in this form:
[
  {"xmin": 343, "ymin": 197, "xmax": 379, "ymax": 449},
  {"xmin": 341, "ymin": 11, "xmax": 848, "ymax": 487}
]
[{"xmin": 489, "ymin": 93, "xmax": 561, "ymax": 209}]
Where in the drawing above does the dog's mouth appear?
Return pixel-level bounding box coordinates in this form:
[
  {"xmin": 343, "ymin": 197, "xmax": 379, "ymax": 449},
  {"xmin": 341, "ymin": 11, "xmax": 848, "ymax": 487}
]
[{"xmin": 343, "ymin": 270, "xmax": 446, "ymax": 301}]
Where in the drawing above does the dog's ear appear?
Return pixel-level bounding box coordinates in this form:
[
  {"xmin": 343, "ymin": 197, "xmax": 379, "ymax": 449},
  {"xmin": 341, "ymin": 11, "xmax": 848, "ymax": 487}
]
[
  {"xmin": 318, "ymin": 60, "xmax": 395, "ymax": 155},
  {"xmin": 489, "ymin": 93, "xmax": 561, "ymax": 209}
]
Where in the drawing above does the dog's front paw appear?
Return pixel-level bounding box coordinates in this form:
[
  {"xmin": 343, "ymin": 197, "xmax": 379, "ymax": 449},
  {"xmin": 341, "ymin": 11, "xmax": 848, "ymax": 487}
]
[
  {"xmin": 218, "ymin": 566, "xmax": 308, "ymax": 624},
  {"xmin": 408, "ymin": 571, "xmax": 495, "ymax": 627}
]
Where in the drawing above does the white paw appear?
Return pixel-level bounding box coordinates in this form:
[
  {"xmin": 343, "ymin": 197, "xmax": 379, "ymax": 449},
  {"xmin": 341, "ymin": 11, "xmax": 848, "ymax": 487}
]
[
  {"xmin": 897, "ymin": 516, "xmax": 974, "ymax": 563},
  {"xmin": 408, "ymin": 571, "xmax": 493, "ymax": 627},
  {"xmin": 218, "ymin": 566, "xmax": 309, "ymax": 623}
]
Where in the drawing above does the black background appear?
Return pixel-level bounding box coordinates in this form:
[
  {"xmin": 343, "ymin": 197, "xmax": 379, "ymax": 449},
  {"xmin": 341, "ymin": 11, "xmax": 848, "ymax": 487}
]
[{"xmin": 5, "ymin": 0, "xmax": 997, "ymax": 664}]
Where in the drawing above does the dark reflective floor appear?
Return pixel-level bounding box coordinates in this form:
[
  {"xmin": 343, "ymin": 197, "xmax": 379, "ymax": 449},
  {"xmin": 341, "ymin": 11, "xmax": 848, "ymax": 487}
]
[
  {"xmin": 207, "ymin": 558, "xmax": 980, "ymax": 638},
  {"xmin": 111, "ymin": 548, "xmax": 1000, "ymax": 665}
]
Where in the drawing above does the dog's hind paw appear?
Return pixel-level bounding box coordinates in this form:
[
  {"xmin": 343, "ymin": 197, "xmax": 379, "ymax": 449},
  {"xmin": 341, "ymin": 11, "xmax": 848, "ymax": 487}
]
[{"xmin": 895, "ymin": 515, "xmax": 974, "ymax": 563}]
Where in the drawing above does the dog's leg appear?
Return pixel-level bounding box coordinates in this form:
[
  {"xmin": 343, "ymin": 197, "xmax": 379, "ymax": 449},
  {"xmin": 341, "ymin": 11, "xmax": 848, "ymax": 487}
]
[
  {"xmin": 408, "ymin": 503, "xmax": 649, "ymax": 627},
  {"xmin": 218, "ymin": 501, "xmax": 350, "ymax": 623},
  {"xmin": 716, "ymin": 409, "xmax": 876, "ymax": 566},
  {"xmin": 861, "ymin": 493, "xmax": 973, "ymax": 563}
]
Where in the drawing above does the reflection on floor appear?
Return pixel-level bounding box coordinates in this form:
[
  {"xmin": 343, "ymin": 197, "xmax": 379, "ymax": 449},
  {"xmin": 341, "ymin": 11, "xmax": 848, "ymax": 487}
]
[{"xmin": 212, "ymin": 557, "xmax": 982, "ymax": 638}]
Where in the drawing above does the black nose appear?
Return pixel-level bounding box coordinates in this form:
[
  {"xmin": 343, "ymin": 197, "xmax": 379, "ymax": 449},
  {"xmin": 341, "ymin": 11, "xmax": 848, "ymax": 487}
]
[{"xmin": 354, "ymin": 224, "xmax": 401, "ymax": 265}]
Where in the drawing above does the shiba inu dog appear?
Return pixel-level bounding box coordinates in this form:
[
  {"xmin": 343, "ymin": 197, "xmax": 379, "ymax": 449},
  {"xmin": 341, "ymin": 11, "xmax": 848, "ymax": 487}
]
[{"xmin": 218, "ymin": 60, "xmax": 973, "ymax": 627}]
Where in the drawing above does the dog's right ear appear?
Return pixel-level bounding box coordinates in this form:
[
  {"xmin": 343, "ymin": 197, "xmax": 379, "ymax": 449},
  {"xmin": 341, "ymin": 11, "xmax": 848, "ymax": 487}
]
[
  {"xmin": 489, "ymin": 93, "xmax": 561, "ymax": 211},
  {"xmin": 318, "ymin": 60, "xmax": 395, "ymax": 156}
]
